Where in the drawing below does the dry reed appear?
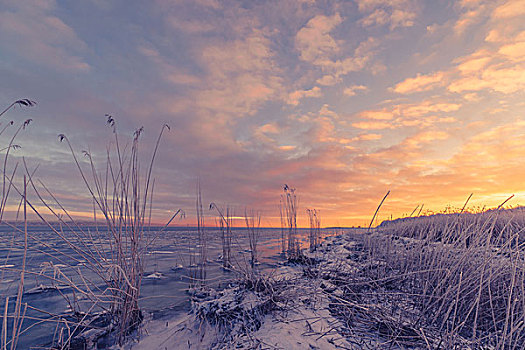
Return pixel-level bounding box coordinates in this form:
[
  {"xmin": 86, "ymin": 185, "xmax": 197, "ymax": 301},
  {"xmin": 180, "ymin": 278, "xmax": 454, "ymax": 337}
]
[
  {"xmin": 244, "ymin": 209, "xmax": 261, "ymax": 268},
  {"xmin": 196, "ymin": 183, "xmax": 207, "ymax": 285},
  {"xmin": 14, "ymin": 118, "xmax": 179, "ymax": 347},
  {"xmin": 210, "ymin": 203, "xmax": 233, "ymax": 268},
  {"xmin": 281, "ymin": 184, "xmax": 299, "ymax": 260},
  {"xmin": 0, "ymin": 100, "xmax": 35, "ymax": 350},
  {"xmin": 358, "ymin": 205, "xmax": 525, "ymax": 348},
  {"xmin": 306, "ymin": 208, "xmax": 320, "ymax": 252}
]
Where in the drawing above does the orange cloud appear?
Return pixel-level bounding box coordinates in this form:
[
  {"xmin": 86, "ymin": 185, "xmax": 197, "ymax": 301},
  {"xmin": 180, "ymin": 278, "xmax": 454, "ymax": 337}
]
[
  {"xmin": 403, "ymin": 130, "xmax": 449, "ymax": 148},
  {"xmin": 499, "ymin": 41, "xmax": 525, "ymax": 60},
  {"xmin": 457, "ymin": 56, "xmax": 492, "ymax": 73},
  {"xmin": 393, "ymin": 72, "xmax": 444, "ymax": 94},
  {"xmin": 354, "ymin": 100, "xmax": 461, "ymax": 131},
  {"xmin": 454, "ymin": 5, "xmax": 488, "ymax": 34},
  {"xmin": 353, "ymin": 120, "xmax": 393, "ymax": 130},
  {"xmin": 358, "ymin": 109, "xmax": 393, "ymax": 120},
  {"xmin": 449, "ymin": 66, "xmax": 525, "ymax": 94},
  {"xmin": 356, "ymin": 133, "xmax": 383, "ymax": 141},
  {"xmin": 492, "ymin": 0, "xmax": 525, "ymax": 19}
]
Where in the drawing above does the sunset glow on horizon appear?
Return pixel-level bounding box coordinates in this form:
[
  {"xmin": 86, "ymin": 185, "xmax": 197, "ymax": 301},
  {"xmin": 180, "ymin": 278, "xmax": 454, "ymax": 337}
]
[{"xmin": 1, "ymin": 0, "xmax": 525, "ymax": 227}]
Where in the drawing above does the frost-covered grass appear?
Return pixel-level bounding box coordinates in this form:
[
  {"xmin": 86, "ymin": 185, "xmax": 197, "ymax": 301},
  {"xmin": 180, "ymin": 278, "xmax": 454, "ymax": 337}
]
[
  {"xmin": 180, "ymin": 208, "xmax": 525, "ymax": 349},
  {"xmin": 364, "ymin": 208, "xmax": 525, "ymax": 348},
  {"xmin": 0, "ymin": 99, "xmax": 35, "ymax": 350},
  {"xmin": 5, "ymin": 117, "xmax": 180, "ymax": 349}
]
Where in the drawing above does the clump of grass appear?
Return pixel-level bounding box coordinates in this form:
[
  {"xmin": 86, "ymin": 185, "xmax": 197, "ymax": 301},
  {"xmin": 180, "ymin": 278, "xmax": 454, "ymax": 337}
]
[
  {"xmin": 19, "ymin": 117, "xmax": 179, "ymax": 347},
  {"xmin": 244, "ymin": 209, "xmax": 261, "ymax": 268},
  {"xmin": 279, "ymin": 202, "xmax": 286, "ymax": 255},
  {"xmin": 0, "ymin": 99, "xmax": 35, "ymax": 350},
  {"xmin": 359, "ymin": 206, "xmax": 525, "ymax": 348},
  {"xmin": 280, "ymin": 184, "xmax": 300, "ymax": 260},
  {"xmin": 196, "ymin": 183, "xmax": 207, "ymax": 285},
  {"xmin": 210, "ymin": 203, "xmax": 233, "ymax": 269},
  {"xmin": 306, "ymin": 208, "xmax": 320, "ymax": 252}
]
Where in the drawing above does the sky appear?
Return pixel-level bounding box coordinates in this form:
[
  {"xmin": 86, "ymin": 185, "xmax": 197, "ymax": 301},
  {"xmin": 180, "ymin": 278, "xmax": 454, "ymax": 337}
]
[{"xmin": 1, "ymin": 0, "xmax": 525, "ymax": 227}]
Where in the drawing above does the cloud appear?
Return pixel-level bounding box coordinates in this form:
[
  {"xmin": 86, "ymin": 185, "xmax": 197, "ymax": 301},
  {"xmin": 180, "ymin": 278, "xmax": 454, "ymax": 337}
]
[
  {"xmin": 358, "ymin": 109, "xmax": 393, "ymax": 120},
  {"xmin": 194, "ymin": 0, "xmax": 221, "ymax": 8},
  {"xmin": 295, "ymin": 14, "xmax": 378, "ymax": 77},
  {"xmin": 392, "ymin": 72, "xmax": 444, "ymax": 94},
  {"xmin": 352, "ymin": 121, "xmax": 393, "ymax": 130},
  {"xmin": 498, "ymin": 41, "xmax": 525, "ymax": 61},
  {"xmin": 316, "ymin": 75, "xmax": 341, "ymax": 86},
  {"xmin": 447, "ymin": 22, "xmax": 525, "ymax": 96},
  {"xmin": 462, "ymin": 92, "xmax": 481, "ymax": 101},
  {"xmin": 343, "ymin": 84, "xmax": 368, "ymax": 96},
  {"xmin": 278, "ymin": 145, "xmax": 297, "ymax": 151},
  {"xmin": 287, "ymin": 86, "xmax": 322, "ymax": 105},
  {"xmin": 403, "ymin": 130, "xmax": 449, "ymax": 148},
  {"xmin": 318, "ymin": 104, "xmax": 339, "ymax": 119},
  {"xmin": 356, "ymin": 133, "xmax": 383, "ymax": 141},
  {"xmin": 360, "ymin": 9, "xmax": 390, "ymax": 27},
  {"xmin": 453, "ymin": 4, "xmax": 489, "ymax": 34},
  {"xmin": 457, "ymin": 56, "xmax": 492, "ymax": 73},
  {"xmin": 321, "ymin": 37, "xmax": 379, "ymax": 76},
  {"xmin": 295, "ymin": 13, "xmax": 343, "ymax": 64},
  {"xmin": 355, "ymin": 99, "xmax": 462, "ymax": 129},
  {"xmin": 355, "ymin": 0, "xmax": 410, "ymax": 12},
  {"xmin": 492, "ymin": 0, "xmax": 525, "ymax": 19},
  {"xmin": 356, "ymin": 0, "xmax": 417, "ymax": 30},
  {"xmin": 404, "ymin": 101, "xmax": 461, "ymax": 114},
  {"xmin": 197, "ymin": 29, "xmax": 284, "ymax": 117},
  {"xmin": 137, "ymin": 45, "xmax": 201, "ymax": 85},
  {"xmin": 167, "ymin": 17, "xmax": 216, "ymax": 33},
  {"xmin": 449, "ymin": 66, "xmax": 525, "ymax": 94},
  {"xmin": 252, "ymin": 123, "xmax": 283, "ymax": 145},
  {"xmin": 361, "ymin": 8, "xmax": 416, "ymax": 29},
  {"xmin": 258, "ymin": 123, "xmax": 280, "ymax": 134},
  {"xmin": 0, "ymin": 1, "xmax": 89, "ymax": 71}
]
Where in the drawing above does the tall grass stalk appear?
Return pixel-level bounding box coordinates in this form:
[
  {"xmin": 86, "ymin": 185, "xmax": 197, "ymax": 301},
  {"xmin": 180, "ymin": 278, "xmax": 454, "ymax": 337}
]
[
  {"xmin": 281, "ymin": 185, "xmax": 299, "ymax": 259},
  {"xmin": 367, "ymin": 190, "xmax": 390, "ymax": 233},
  {"xmin": 306, "ymin": 208, "xmax": 320, "ymax": 252},
  {"xmin": 279, "ymin": 200, "xmax": 286, "ymax": 254},
  {"xmin": 210, "ymin": 203, "xmax": 233, "ymax": 268},
  {"xmin": 196, "ymin": 184, "xmax": 206, "ymax": 285},
  {"xmin": 244, "ymin": 209, "xmax": 261, "ymax": 268}
]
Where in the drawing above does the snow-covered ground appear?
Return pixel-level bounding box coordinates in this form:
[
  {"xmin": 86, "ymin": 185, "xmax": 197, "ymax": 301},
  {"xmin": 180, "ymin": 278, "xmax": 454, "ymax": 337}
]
[{"xmin": 126, "ymin": 232, "xmax": 485, "ymax": 349}]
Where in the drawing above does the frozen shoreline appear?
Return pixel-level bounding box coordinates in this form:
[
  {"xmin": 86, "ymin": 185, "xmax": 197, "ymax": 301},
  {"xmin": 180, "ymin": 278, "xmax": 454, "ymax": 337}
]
[
  {"xmin": 126, "ymin": 234, "xmax": 368, "ymax": 349},
  {"xmin": 126, "ymin": 228, "xmax": 506, "ymax": 349}
]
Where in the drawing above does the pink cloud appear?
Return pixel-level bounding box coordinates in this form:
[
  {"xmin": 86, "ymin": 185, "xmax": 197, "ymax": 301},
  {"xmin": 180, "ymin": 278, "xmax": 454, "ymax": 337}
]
[
  {"xmin": 287, "ymin": 86, "xmax": 322, "ymax": 105},
  {"xmin": 343, "ymin": 84, "xmax": 368, "ymax": 96}
]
